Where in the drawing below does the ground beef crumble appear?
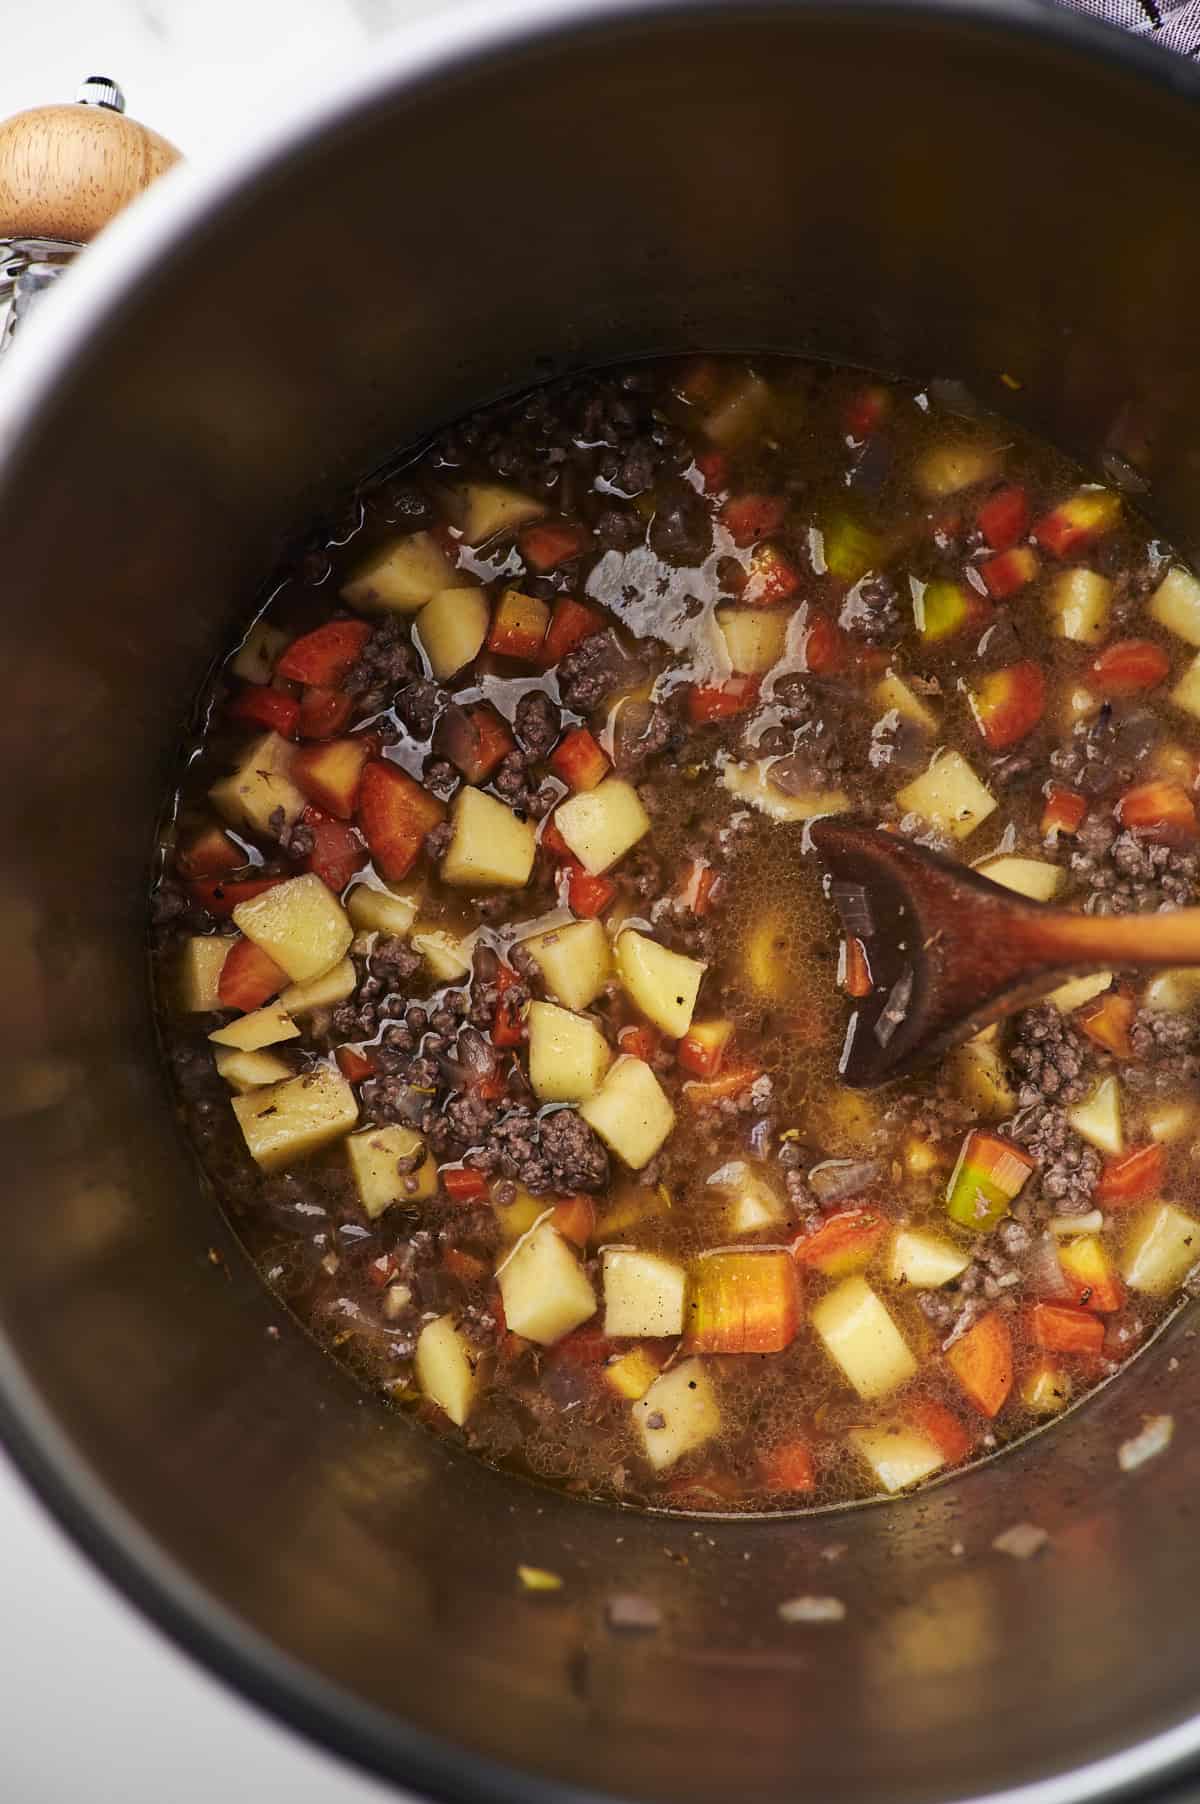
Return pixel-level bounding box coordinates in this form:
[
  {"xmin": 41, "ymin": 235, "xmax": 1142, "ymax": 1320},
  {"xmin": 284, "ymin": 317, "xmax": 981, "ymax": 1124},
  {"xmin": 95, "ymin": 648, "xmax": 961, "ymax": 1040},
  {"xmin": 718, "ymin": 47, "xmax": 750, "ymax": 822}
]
[
  {"xmin": 1068, "ymin": 815, "xmax": 1199, "ymax": 914},
  {"xmin": 1007, "ymin": 1102, "xmax": 1101, "ymax": 1212},
  {"xmin": 1007, "ymin": 1003, "xmax": 1091, "ymax": 1106}
]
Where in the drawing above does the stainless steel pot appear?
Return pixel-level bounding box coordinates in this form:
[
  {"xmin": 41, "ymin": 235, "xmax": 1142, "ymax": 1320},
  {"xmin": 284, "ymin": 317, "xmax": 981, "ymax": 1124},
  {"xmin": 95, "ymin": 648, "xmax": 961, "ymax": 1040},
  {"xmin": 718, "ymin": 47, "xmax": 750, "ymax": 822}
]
[{"xmin": 2, "ymin": 3, "xmax": 1200, "ymax": 1800}]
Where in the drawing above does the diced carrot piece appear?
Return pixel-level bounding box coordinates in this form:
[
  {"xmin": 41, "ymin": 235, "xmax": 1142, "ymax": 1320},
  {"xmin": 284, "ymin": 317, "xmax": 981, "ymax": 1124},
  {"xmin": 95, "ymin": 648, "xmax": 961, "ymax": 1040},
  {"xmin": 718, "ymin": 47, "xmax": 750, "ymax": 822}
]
[
  {"xmin": 843, "ymin": 384, "xmax": 889, "ymax": 440},
  {"xmin": 745, "ymin": 543, "xmax": 802, "ymax": 606},
  {"xmin": 907, "ymin": 1397, "xmax": 974, "ymax": 1465},
  {"xmin": 840, "ymin": 936, "xmax": 872, "ymax": 998},
  {"xmin": 292, "ymin": 736, "xmax": 373, "ymax": 819},
  {"xmin": 758, "ymin": 1438, "xmax": 816, "ymax": 1493},
  {"xmin": 434, "ymin": 702, "xmax": 515, "ymax": 784},
  {"xmin": 540, "ymin": 817, "xmax": 570, "ymax": 858},
  {"xmin": 1026, "ymin": 1302, "xmax": 1105, "ymax": 1355},
  {"xmin": 677, "ymin": 357, "xmax": 724, "ymax": 405},
  {"xmin": 552, "ymin": 1322, "xmax": 614, "ymax": 1366},
  {"xmin": 298, "ymin": 685, "xmax": 354, "ymax": 740},
  {"xmin": 492, "ymin": 990, "xmax": 525, "ymax": 1048},
  {"xmin": 551, "ymin": 1196, "xmax": 595, "ymax": 1247},
  {"xmin": 678, "ymin": 857, "xmax": 719, "ymax": 915},
  {"xmin": 549, "ymin": 727, "xmax": 609, "ymax": 792},
  {"xmin": 1086, "ymin": 638, "xmax": 1171, "ymax": 697},
  {"xmin": 487, "ymin": 589, "xmax": 550, "ymax": 662},
  {"xmin": 719, "ymin": 492, "xmax": 787, "ymax": 547},
  {"xmin": 227, "ymin": 685, "xmax": 300, "ymax": 738},
  {"xmin": 366, "ymin": 1252, "xmax": 398, "ymax": 1289},
  {"xmin": 1075, "ymin": 986, "xmax": 1134, "ymax": 1058},
  {"xmin": 685, "ymin": 1250, "xmax": 799, "ymax": 1354},
  {"xmin": 335, "ymin": 1045, "xmax": 377, "ymax": 1084},
  {"xmin": 189, "ymin": 874, "xmax": 286, "ymax": 919},
  {"xmin": 977, "ymin": 484, "xmax": 1030, "ymax": 552},
  {"xmin": 356, "ymin": 759, "xmax": 447, "ymax": 880},
  {"xmin": 1040, "ymin": 784, "xmax": 1087, "ymax": 837},
  {"xmin": 567, "ymin": 863, "xmax": 616, "ymax": 918},
  {"xmin": 968, "ymin": 660, "xmax": 1046, "ymax": 752},
  {"xmin": 518, "ymin": 522, "xmax": 590, "ymax": 572},
  {"xmin": 217, "ymin": 936, "xmax": 287, "ymax": 1012},
  {"xmin": 945, "ymin": 1310, "xmax": 1014, "ymax": 1417},
  {"xmin": 277, "ymin": 619, "xmax": 371, "ymax": 687},
  {"xmin": 677, "ymin": 1018, "xmax": 735, "ymax": 1078},
  {"xmin": 792, "ymin": 1208, "xmax": 887, "ymax": 1278},
  {"xmin": 802, "ymin": 610, "xmax": 848, "ymax": 673},
  {"xmin": 176, "ymin": 824, "xmax": 243, "ymax": 880},
  {"xmin": 683, "ymin": 1064, "xmax": 761, "ymax": 1106},
  {"xmin": 443, "ymin": 1246, "xmax": 488, "ymax": 1285},
  {"xmin": 979, "ymin": 546, "xmax": 1038, "ymax": 600},
  {"xmin": 1032, "ymin": 489, "xmax": 1121, "ymax": 558},
  {"xmin": 618, "ymin": 1025, "xmax": 660, "ymax": 1063},
  {"xmin": 539, "ymin": 597, "xmax": 606, "ymax": 669},
  {"xmin": 443, "ymin": 1166, "xmax": 488, "ymax": 1203},
  {"xmin": 694, "ymin": 450, "xmax": 729, "ymax": 493},
  {"xmin": 1095, "ymin": 1142, "xmax": 1165, "ymax": 1207},
  {"xmin": 1116, "ymin": 779, "xmax": 1197, "ymax": 841},
  {"xmin": 303, "ymin": 807, "xmax": 368, "ymax": 892},
  {"xmin": 687, "ymin": 675, "xmax": 760, "ymax": 725},
  {"xmin": 1057, "ymin": 1237, "xmax": 1125, "ymax": 1313}
]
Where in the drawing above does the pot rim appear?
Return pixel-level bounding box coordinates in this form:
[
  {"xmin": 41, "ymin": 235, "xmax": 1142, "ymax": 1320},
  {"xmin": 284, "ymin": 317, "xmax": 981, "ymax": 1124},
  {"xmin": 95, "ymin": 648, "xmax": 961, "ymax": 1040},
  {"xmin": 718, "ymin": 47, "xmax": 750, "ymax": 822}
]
[{"xmin": 3, "ymin": 3, "xmax": 1200, "ymax": 1800}]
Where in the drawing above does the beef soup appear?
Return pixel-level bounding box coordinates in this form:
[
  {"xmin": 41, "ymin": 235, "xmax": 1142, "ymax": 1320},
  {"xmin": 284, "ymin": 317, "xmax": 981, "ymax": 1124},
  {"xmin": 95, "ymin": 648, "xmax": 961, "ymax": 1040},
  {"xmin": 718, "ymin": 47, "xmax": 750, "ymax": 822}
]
[{"xmin": 152, "ymin": 357, "xmax": 1200, "ymax": 1512}]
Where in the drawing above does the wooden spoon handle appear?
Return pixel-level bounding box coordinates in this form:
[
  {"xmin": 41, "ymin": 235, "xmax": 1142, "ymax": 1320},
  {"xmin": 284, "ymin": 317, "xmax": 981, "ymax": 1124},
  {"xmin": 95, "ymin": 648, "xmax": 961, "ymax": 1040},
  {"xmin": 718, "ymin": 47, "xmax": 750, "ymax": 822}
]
[{"xmin": 1020, "ymin": 904, "xmax": 1200, "ymax": 971}]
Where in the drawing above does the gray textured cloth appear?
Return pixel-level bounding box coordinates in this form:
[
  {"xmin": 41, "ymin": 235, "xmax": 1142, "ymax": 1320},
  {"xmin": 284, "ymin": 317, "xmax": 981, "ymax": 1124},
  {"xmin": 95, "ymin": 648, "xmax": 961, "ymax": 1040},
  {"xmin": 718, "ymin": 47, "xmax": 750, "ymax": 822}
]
[{"xmin": 1061, "ymin": 0, "xmax": 1200, "ymax": 57}]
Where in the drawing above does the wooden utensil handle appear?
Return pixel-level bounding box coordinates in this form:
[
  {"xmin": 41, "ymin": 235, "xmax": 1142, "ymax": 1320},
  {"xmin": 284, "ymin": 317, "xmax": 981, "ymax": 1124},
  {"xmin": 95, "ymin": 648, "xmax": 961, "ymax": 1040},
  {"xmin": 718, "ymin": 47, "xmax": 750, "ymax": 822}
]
[
  {"xmin": 1030, "ymin": 904, "xmax": 1200, "ymax": 970},
  {"xmin": 0, "ymin": 79, "xmax": 180, "ymax": 242}
]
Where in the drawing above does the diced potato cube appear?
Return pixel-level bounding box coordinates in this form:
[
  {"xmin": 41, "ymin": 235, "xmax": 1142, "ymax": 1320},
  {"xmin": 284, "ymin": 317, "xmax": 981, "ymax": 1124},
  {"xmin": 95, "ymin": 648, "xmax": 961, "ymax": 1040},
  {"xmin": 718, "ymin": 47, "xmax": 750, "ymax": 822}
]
[
  {"xmin": 615, "ymin": 930, "xmax": 706, "ymax": 1038},
  {"xmin": 232, "ymin": 873, "xmax": 353, "ymax": 984},
  {"xmin": 811, "ymin": 1276, "xmax": 917, "ymax": 1401},
  {"xmin": 849, "ymin": 1424, "xmax": 944, "ymax": 1494},
  {"xmin": 442, "ymin": 481, "xmax": 544, "ymax": 542},
  {"xmin": 1122, "ymin": 1202, "xmax": 1200, "ymax": 1294},
  {"xmin": 341, "ymin": 531, "xmax": 455, "ymax": 614},
  {"xmin": 873, "ymin": 670, "xmax": 939, "ymax": 734},
  {"xmin": 632, "ymin": 1358, "xmax": 721, "ymax": 1470},
  {"xmin": 214, "ymin": 1047, "xmax": 294, "ymax": 1093},
  {"xmin": 707, "ymin": 1159, "xmax": 787, "ymax": 1236},
  {"xmin": 602, "ymin": 1247, "xmax": 686, "ymax": 1338},
  {"xmin": 527, "ymin": 1001, "xmax": 611, "ymax": 1102},
  {"xmin": 948, "ymin": 1034, "xmax": 1015, "ymax": 1119},
  {"xmin": 178, "ymin": 936, "xmax": 229, "ymax": 1012},
  {"xmin": 416, "ymin": 587, "xmax": 490, "ymax": 681},
  {"xmin": 1171, "ymin": 651, "xmax": 1200, "ymax": 723},
  {"xmin": 414, "ymin": 1315, "xmax": 480, "ymax": 1425},
  {"xmin": 497, "ymin": 1220, "xmax": 597, "ymax": 1345},
  {"xmin": 1048, "ymin": 568, "xmax": 1112, "ymax": 645},
  {"xmin": 1047, "ymin": 971, "xmax": 1114, "ymax": 1013},
  {"xmin": 232, "ymin": 1067, "xmax": 358, "ymax": 1170},
  {"xmin": 1142, "ymin": 968, "xmax": 1200, "ymax": 1014},
  {"xmin": 741, "ymin": 907, "xmax": 790, "ymax": 995},
  {"xmin": 888, "ymin": 1228, "xmax": 970, "ymax": 1289},
  {"xmin": 1066, "ymin": 1075, "xmax": 1124, "ymax": 1157},
  {"xmin": 722, "ymin": 758, "xmax": 849, "ymax": 821},
  {"xmin": 1149, "ymin": 566, "xmax": 1200, "ymax": 646},
  {"xmin": 603, "ymin": 1345, "xmax": 663, "ymax": 1401},
  {"xmin": 896, "ymin": 750, "xmax": 996, "ymax": 841},
  {"xmin": 345, "ymin": 883, "xmax": 420, "ymax": 939},
  {"xmin": 556, "ymin": 778, "xmax": 651, "ymax": 875},
  {"xmin": 410, "ymin": 925, "xmax": 473, "ymax": 982},
  {"xmin": 231, "ymin": 619, "xmax": 289, "ymax": 685},
  {"xmin": 579, "ymin": 1056, "xmax": 675, "ymax": 1170},
  {"xmin": 1021, "ymin": 1362, "xmax": 1072, "ymax": 1416},
  {"xmin": 519, "ymin": 918, "xmax": 611, "ymax": 1011},
  {"xmin": 494, "ymin": 1189, "xmax": 547, "ymax": 1241},
  {"xmin": 1146, "ymin": 1098, "xmax": 1198, "ymax": 1144},
  {"xmin": 703, "ymin": 372, "xmax": 771, "ymax": 447},
  {"xmin": 346, "ymin": 1123, "xmax": 437, "ymax": 1218},
  {"xmin": 441, "ymin": 787, "xmax": 537, "ymax": 889},
  {"xmin": 716, "ymin": 606, "xmax": 788, "ymax": 675},
  {"xmin": 209, "ymin": 732, "xmax": 306, "ymax": 837},
  {"xmin": 594, "ymin": 1180, "xmax": 669, "ymax": 1240},
  {"xmin": 279, "ymin": 958, "xmax": 356, "ymax": 1015},
  {"xmin": 209, "ymin": 1002, "xmax": 299, "ymax": 1051},
  {"xmin": 914, "ymin": 441, "xmax": 999, "ymax": 497},
  {"xmin": 977, "ymin": 856, "xmax": 1064, "ymax": 902}
]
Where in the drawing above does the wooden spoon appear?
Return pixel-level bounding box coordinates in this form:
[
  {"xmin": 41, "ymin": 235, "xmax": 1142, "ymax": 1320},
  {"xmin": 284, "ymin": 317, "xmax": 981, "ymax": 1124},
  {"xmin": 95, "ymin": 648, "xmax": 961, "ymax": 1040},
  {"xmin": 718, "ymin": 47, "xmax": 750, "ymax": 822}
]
[{"xmin": 808, "ymin": 815, "xmax": 1200, "ymax": 1087}]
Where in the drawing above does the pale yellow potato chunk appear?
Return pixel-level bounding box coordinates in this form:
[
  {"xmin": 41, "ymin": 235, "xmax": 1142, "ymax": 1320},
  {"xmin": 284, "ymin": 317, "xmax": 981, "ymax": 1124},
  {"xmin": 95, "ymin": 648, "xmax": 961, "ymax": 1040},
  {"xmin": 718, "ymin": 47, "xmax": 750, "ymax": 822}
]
[
  {"xmin": 345, "ymin": 883, "xmax": 420, "ymax": 938},
  {"xmin": 579, "ymin": 1056, "xmax": 675, "ymax": 1170},
  {"xmin": 441, "ymin": 787, "xmax": 537, "ymax": 889},
  {"xmin": 232, "ymin": 1068, "xmax": 358, "ymax": 1170},
  {"xmin": 1048, "ymin": 568, "xmax": 1112, "ymax": 645},
  {"xmin": 849, "ymin": 1425, "xmax": 944, "ymax": 1494},
  {"xmin": 411, "ymin": 926, "xmax": 474, "ymax": 981},
  {"xmin": 914, "ymin": 441, "xmax": 999, "ymax": 497},
  {"xmin": 231, "ymin": 619, "xmax": 289, "ymax": 685},
  {"xmin": 602, "ymin": 1247, "xmax": 687, "ymax": 1338},
  {"xmin": 948, "ymin": 1033, "xmax": 1015, "ymax": 1119},
  {"xmin": 497, "ymin": 1220, "xmax": 596, "ymax": 1345},
  {"xmin": 717, "ymin": 606, "xmax": 788, "ymax": 675},
  {"xmin": 722, "ymin": 759, "xmax": 849, "ymax": 822},
  {"xmin": 707, "ymin": 1159, "xmax": 787, "ymax": 1236},
  {"xmin": 178, "ymin": 936, "xmax": 229, "ymax": 1012},
  {"xmin": 415, "ymin": 1315, "xmax": 480, "ymax": 1425},
  {"xmin": 279, "ymin": 958, "xmax": 356, "ymax": 1015},
  {"xmin": 1149, "ymin": 566, "xmax": 1200, "ymax": 646},
  {"xmin": 346, "ymin": 1123, "xmax": 437, "ymax": 1218},
  {"xmin": 518, "ymin": 918, "xmax": 611, "ymax": 1012},
  {"xmin": 1170, "ymin": 650, "xmax": 1200, "ymax": 722},
  {"xmin": 1046, "ymin": 971, "xmax": 1114, "ymax": 1013},
  {"xmin": 209, "ymin": 1002, "xmax": 299, "ymax": 1051},
  {"xmin": 873, "ymin": 670, "xmax": 939, "ymax": 734},
  {"xmin": 888, "ymin": 1229, "xmax": 970, "ymax": 1289},
  {"xmin": 976, "ymin": 856, "xmax": 1064, "ymax": 902},
  {"xmin": 442, "ymin": 481, "xmax": 544, "ymax": 542},
  {"xmin": 615, "ymin": 931, "xmax": 706, "ymax": 1039},
  {"xmin": 341, "ymin": 531, "xmax": 455, "ymax": 614},
  {"xmin": 556, "ymin": 778, "xmax": 651, "ymax": 875},
  {"xmin": 811, "ymin": 1276, "xmax": 917, "ymax": 1400},
  {"xmin": 1066, "ymin": 1075, "xmax": 1124, "ymax": 1157},
  {"xmin": 896, "ymin": 749, "xmax": 996, "ymax": 840},
  {"xmin": 214, "ymin": 1047, "xmax": 293, "ymax": 1093},
  {"xmin": 527, "ymin": 1001, "xmax": 611, "ymax": 1102},
  {"xmin": 233, "ymin": 873, "xmax": 353, "ymax": 984},
  {"xmin": 209, "ymin": 732, "xmax": 305, "ymax": 837},
  {"xmin": 1143, "ymin": 967, "xmax": 1200, "ymax": 1014},
  {"xmin": 417, "ymin": 588, "xmax": 491, "ymax": 681},
  {"xmin": 632, "ymin": 1359, "xmax": 721, "ymax": 1470},
  {"xmin": 1122, "ymin": 1202, "xmax": 1200, "ymax": 1295},
  {"xmin": 704, "ymin": 372, "xmax": 771, "ymax": 447}
]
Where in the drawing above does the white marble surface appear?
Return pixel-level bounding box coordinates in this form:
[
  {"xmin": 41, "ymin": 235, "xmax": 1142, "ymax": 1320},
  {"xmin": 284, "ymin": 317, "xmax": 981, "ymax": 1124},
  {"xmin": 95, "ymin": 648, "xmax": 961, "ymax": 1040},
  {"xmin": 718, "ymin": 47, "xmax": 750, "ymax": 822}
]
[{"xmin": 0, "ymin": 17, "xmax": 452, "ymax": 1802}]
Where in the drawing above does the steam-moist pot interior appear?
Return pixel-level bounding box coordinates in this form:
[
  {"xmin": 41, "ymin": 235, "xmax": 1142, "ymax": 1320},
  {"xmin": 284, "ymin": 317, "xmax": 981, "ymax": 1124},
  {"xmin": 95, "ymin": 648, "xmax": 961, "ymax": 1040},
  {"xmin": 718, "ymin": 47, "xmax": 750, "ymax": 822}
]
[{"xmin": 3, "ymin": 7, "xmax": 1200, "ymax": 1803}]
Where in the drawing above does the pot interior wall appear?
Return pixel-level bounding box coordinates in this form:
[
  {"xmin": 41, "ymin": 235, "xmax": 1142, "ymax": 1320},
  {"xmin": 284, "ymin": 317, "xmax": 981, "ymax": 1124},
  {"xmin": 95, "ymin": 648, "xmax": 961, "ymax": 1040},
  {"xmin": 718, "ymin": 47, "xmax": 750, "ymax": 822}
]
[{"xmin": 1, "ymin": 6, "xmax": 1199, "ymax": 1801}]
